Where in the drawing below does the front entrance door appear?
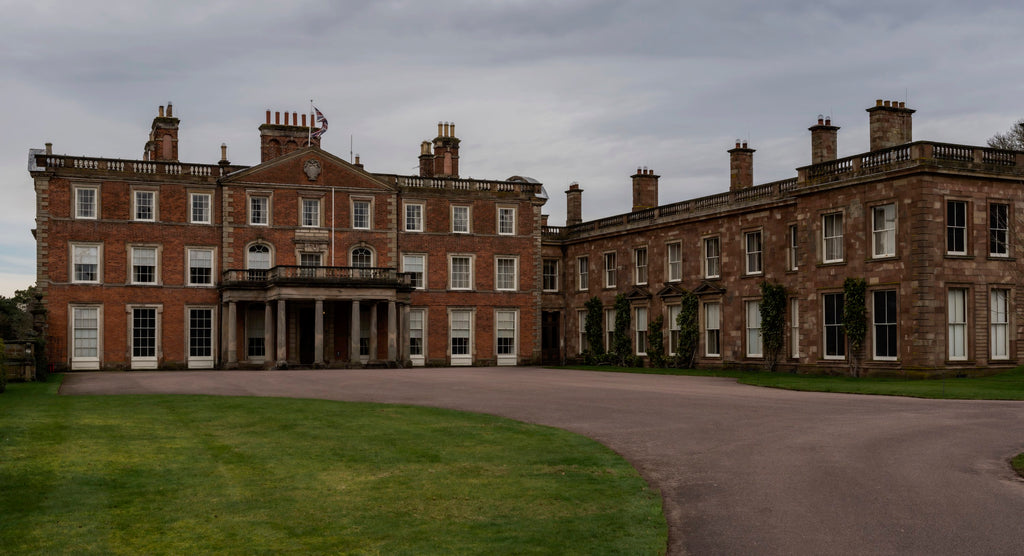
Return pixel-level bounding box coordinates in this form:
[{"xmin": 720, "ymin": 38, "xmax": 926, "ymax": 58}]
[
  {"xmin": 541, "ymin": 311, "xmax": 561, "ymax": 364},
  {"xmin": 298, "ymin": 307, "xmax": 315, "ymax": 365}
]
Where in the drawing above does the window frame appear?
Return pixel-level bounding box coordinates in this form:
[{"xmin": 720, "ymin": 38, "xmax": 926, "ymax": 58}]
[
  {"xmin": 128, "ymin": 304, "xmax": 161, "ymax": 370},
  {"xmin": 704, "ymin": 236, "xmax": 721, "ymax": 279},
  {"xmin": 635, "ymin": 306, "xmax": 648, "ymax": 356},
  {"xmin": 497, "ymin": 206, "xmax": 516, "ymax": 236},
  {"xmin": 495, "ymin": 309, "xmax": 519, "ymax": 365},
  {"xmin": 351, "ymin": 198, "xmax": 372, "ymax": 230},
  {"xmin": 449, "ymin": 254, "xmax": 474, "ymax": 291},
  {"xmin": 71, "ymin": 243, "xmax": 102, "ymax": 284},
  {"xmin": 402, "ymin": 253, "xmax": 427, "ymax": 290},
  {"xmin": 948, "ymin": 287, "xmax": 968, "ymax": 361},
  {"xmin": 130, "ymin": 246, "xmax": 159, "ymax": 285},
  {"xmin": 704, "ymin": 301, "xmax": 721, "ymax": 357},
  {"xmin": 872, "ymin": 290, "xmax": 898, "ymax": 361},
  {"xmin": 408, "ymin": 307, "xmax": 427, "ymax": 366},
  {"xmin": 70, "ymin": 304, "xmax": 102, "ymax": 370},
  {"xmin": 190, "ymin": 192, "xmax": 212, "ymax": 225},
  {"xmin": 249, "ymin": 195, "xmax": 270, "ymax": 226},
  {"xmin": 404, "ymin": 202, "xmax": 424, "ymax": 232},
  {"xmin": 823, "ymin": 292, "xmax": 846, "ymax": 359},
  {"xmin": 790, "ymin": 298, "xmax": 799, "ymax": 359},
  {"xmin": 495, "ymin": 256, "xmax": 518, "ymax": 291},
  {"xmin": 448, "ymin": 308, "xmax": 474, "ymax": 365},
  {"xmin": 604, "ymin": 252, "xmax": 617, "ymax": 288},
  {"xmin": 451, "ymin": 205, "xmax": 471, "ymax": 234},
  {"xmin": 186, "ymin": 306, "xmax": 216, "ymax": 369},
  {"xmin": 871, "ymin": 203, "xmax": 897, "ymax": 259},
  {"xmin": 822, "ymin": 212, "xmax": 844, "ymax": 264},
  {"xmin": 577, "ymin": 310, "xmax": 589, "ymax": 355},
  {"xmin": 946, "ymin": 200, "xmax": 967, "ymax": 256},
  {"xmin": 605, "ymin": 308, "xmax": 616, "ymax": 352},
  {"xmin": 301, "ymin": 197, "xmax": 321, "ymax": 228},
  {"xmin": 133, "ymin": 189, "xmax": 157, "ymax": 222},
  {"xmin": 990, "ymin": 288, "xmax": 1010, "ymax": 360},
  {"xmin": 542, "ymin": 259, "xmax": 559, "ymax": 292},
  {"xmin": 577, "ymin": 256, "xmax": 589, "ymax": 291},
  {"xmin": 667, "ymin": 242, "xmax": 682, "ymax": 282},
  {"xmin": 75, "ymin": 186, "xmax": 98, "ymax": 220},
  {"xmin": 745, "ymin": 300, "xmax": 762, "ymax": 358},
  {"xmin": 989, "ymin": 202, "xmax": 1009, "ymax": 258},
  {"xmin": 186, "ymin": 247, "xmax": 215, "ymax": 287},
  {"xmin": 787, "ymin": 224, "xmax": 798, "ymax": 271},
  {"xmin": 667, "ymin": 304, "xmax": 681, "ymax": 356},
  {"xmin": 744, "ymin": 230, "xmax": 763, "ymax": 275},
  {"xmin": 350, "ymin": 246, "xmax": 374, "ymax": 268},
  {"xmin": 634, "ymin": 247, "xmax": 648, "ymax": 285}
]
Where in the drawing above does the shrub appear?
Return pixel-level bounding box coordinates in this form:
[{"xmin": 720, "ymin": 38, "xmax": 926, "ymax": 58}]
[
  {"xmin": 647, "ymin": 316, "xmax": 665, "ymax": 368},
  {"xmin": 611, "ymin": 295, "xmax": 633, "ymax": 365},
  {"xmin": 843, "ymin": 277, "xmax": 867, "ymax": 377},
  {"xmin": 759, "ymin": 281, "xmax": 788, "ymax": 372}
]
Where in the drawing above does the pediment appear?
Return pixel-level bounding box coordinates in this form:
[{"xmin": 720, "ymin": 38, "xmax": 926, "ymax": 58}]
[
  {"xmin": 221, "ymin": 146, "xmax": 395, "ymax": 191},
  {"xmin": 623, "ymin": 286, "xmax": 652, "ymax": 301},
  {"xmin": 693, "ymin": 280, "xmax": 726, "ymax": 296},
  {"xmin": 656, "ymin": 283, "xmax": 688, "ymax": 298}
]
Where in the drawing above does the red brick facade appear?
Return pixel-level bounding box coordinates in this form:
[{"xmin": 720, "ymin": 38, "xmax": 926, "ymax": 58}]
[{"xmin": 30, "ymin": 100, "xmax": 1024, "ymax": 374}]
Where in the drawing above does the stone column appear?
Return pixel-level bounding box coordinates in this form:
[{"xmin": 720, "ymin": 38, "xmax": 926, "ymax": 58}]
[
  {"xmin": 314, "ymin": 299, "xmax": 324, "ymax": 366},
  {"xmin": 227, "ymin": 301, "xmax": 237, "ymax": 364},
  {"xmin": 369, "ymin": 302, "xmax": 378, "ymax": 361},
  {"xmin": 276, "ymin": 300, "xmax": 287, "ymax": 367},
  {"xmin": 387, "ymin": 301, "xmax": 397, "ymax": 361},
  {"xmin": 264, "ymin": 302, "xmax": 275, "ymax": 363},
  {"xmin": 400, "ymin": 304, "xmax": 410, "ymax": 361},
  {"xmin": 350, "ymin": 300, "xmax": 361, "ymax": 364}
]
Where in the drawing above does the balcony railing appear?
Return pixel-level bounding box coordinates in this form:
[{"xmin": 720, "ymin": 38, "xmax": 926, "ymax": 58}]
[
  {"xmin": 29, "ymin": 153, "xmax": 247, "ymax": 179},
  {"xmin": 222, "ymin": 265, "xmax": 412, "ymax": 289}
]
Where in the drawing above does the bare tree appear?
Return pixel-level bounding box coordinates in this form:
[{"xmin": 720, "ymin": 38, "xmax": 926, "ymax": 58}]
[{"xmin": 987, "ymin": 119, "xmax": 1024, "ymax": 150}]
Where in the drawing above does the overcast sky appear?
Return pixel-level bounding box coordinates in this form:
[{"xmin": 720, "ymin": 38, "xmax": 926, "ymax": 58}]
[{"xmin": 2, "ymin": 0, "xmax": 1023, "ymax": 296}]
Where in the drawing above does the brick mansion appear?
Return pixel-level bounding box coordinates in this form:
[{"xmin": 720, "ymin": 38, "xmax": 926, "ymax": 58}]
[{"xmin": 29, "ymin": 100, "xmax": 1024, "ymax": 374}]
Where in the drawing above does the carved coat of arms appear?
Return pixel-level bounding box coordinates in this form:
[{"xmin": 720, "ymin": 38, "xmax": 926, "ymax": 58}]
[{"xmin": 303, "ymin": 159, "xmax": 322, "ymax": 181}]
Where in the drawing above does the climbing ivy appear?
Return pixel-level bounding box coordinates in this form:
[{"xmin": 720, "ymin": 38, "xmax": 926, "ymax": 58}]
[
  {"xmin": 647, "ymin": 316, "xmax": 665, "ymax": 368},
  {"xmin": 583, "ymin": 296, "xmax": 605, "ymax": 361},
  {"xmin": 759, "ymin": 281, "xmax": 788, "ymax": 372},
  {"xmin": 843, "ymin": 277, "xmax": 867, "ymax": 377},
  {"xmin": 675, "ymin": 290, "xmax": 699, "ymax": 369},
  {"xmin": 612, "ymin": 294, "xmax": 633, "ymax": 365}
]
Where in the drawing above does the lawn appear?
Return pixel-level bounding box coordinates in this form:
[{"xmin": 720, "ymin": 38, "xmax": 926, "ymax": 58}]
[
  {"xmin": 0, "ymin": 377, "xmax": 666, "ymax": 555},
  {"xmin": 560, "ymin": 365, "xmax": 1024, "ymax": 400}
]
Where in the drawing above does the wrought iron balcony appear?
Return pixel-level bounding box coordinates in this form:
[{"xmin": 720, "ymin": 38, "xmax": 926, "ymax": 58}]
[{"xmin": 222, "ymin": 265, "xmax": 413, "ymax": 289}]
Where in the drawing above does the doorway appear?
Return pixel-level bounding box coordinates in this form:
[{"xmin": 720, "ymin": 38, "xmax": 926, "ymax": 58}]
[{"xmin": 541, "ymin": 311, "xmax": 561, "ymax": 364}]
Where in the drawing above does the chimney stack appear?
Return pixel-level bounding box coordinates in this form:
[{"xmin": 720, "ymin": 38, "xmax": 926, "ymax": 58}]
[
  {"xmin": 809, "ymin": 115, "xmax": 840, "ymax": 164},
  {"xmin": 867, "ymin": 99, "xmax": 914, "ymax": 151},
  {"xmin": 422, "ymin": 121, "xmax": 460, "ymax": 177},
  {"xmin": 419, "ymin": 141, "xmax": 434, "ymax": 177},
  {"xmin": 219, "ymin": 143, "xmax": 230, "ymax": 166},
  {"xmin": 259, "ymin": 107, "xmax": 320, "ymax": 162},
  {"xmin": 728, "ymin": 140, "xmax": 755, "ymax": 191},
  {"xmin": 631, "ymin": 167, "xmax": 659, "ymax": 211},
  {"xmin": 146, "ymin": 102, "xmax": 180, "ymax": 161},
  {"xmin": 565, "ymin": 182, "xmax": 584, "ymax": 226}
]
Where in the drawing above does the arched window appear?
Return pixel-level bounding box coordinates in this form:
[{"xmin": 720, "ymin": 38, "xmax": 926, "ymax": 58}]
[
  {"xmin": 351, "ymin": 247, "xmax": 373, "ymax": 268},
  {"xmin": 247, "ymin": 244, "xmax": 271, "ymax": 280}
]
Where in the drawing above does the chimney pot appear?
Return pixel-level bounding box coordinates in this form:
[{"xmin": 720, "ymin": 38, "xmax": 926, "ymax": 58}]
[
  {"xmin": 266, "ymin": 110, "xmax": 271, "ymax": 124},
  {"xmin": 166, "ymin": 102, "xmax": 173, "ymax": 117},
  {"xmin": 825, "ymin": 118, "xmax": 831, "ymax": 125},
  {"xmin": 876, "ymin": 99, "xmax": 884, "ymax": 106},
  {"xmin": 898, "ymin": 101, "xmax": 905, "ymax": 108},
  {"xmin": 302, "ymin": 114, "xmax": 307, "ymax": 127},
  {"xmin": 742, "ymin": 141, "xmax": 748, "ymax": 149},
  {"xmin": 437, "ymin": 122, "xmax": 443, "ymax": 137},
  {"xmin": 275, "ymin": 111, "xmax": 281, "ymax": 125},
  {"xmin": 159, "ymin": 105, "xmax": 165, "ymax": 118},
  {"xmin": 450, "ymin": 122, "xmax": 455, "ymax": 137},
  {"xmin": 293, "ymin": 112, "xmax": 298, "ymax": 125},
  {"xmin": 884, "ymin": 100, "xmax": 891, "ymax": 107},
  {"xmin": 45, "ymin": 142, "xmax": 52, "ymax": 155}
]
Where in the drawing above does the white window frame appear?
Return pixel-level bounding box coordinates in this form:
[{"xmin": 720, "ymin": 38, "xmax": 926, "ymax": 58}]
[
  {"xmin": 497, "ymin": 206, "xmax": 516, "ymax": 236},
  {"xmin": 133, "ymin": 190, "xmax": 156, "ymax": 222},
  {"xmin": 495, "ymin": 309, "xmax": 519, "ymax": 366},
  {"xmin": 350, "ymin": 246, "xmax": 375, "ymax": 268},
  {"xmin": 70, "ymin": 305, "xmax": 102, "ymax": 370},
  {"xmin": 402, "ymin": 254, "xmax": 427, "ymax": 290},
  {"xmin": 451, "ymin": 205, "xmax": 470, "ymax": 234},
  {"xmin": 249, "ymin": 195, "xmax": 270, "ymax": 226},
  {"xmin": 667, "ymin": 305, "xmax": 681, "ymax": 356},
  {"xmin": 577, "ymin": 256, "xmax": 589, "ymax": 291},
  {"xmin": 872, "ymin": 290, "xmax": 898, "ymax": 361},
  {"xmin": 667, "ymin": 242, "xmax": 682, "ymax": 282},
  {"xmin": 604, "ymin": 252, "xmax": 617, "ymax": 288},
  {"xmin": 990, "ymin": 203, "xmax": 1009, "ymax": 257},
  {"xmin": 186, "ymin": 306, "xmax": 216, "ymax": 369},
  {"xmin": 449, "ymin": 308, "xmax": 474, "ymax": 366},
  {"xmin": 823, "ymin": 293, "xmax": 846, "ymax": 359},
  {"xmin": 245, "ymin": 305, "xmax": 266, "ymax": 362},
  {"xmin": 190, "ymin": 192, "xmax": 211, "ymax": 224},
  {"xmin": 635, "ymin": 306, "xmax": 648, "ymax": 356},
  {"xmin": 409, "ymin": 308, "xmax": 426, "ymax": 366},
  {"xmin": 542, "ymin": 259, "xmax": 559, "ymax": 292},
  {"xmin": 704, "ymin": 237, "xmax": 720, "ymax": 279},
  {"xmin": 746, "ymin": 300, "xmax": 762, "ymax": 358},
  {"xmin": 745, "ymin": 231, "xmax": 762, "ymax": 275},
  {"xmin": 823, "ymin": 212, "xmax": 844, "ymax": 263},
  {"xmin": 634, "ymin": 247, "xmax": 648, "ymax": 285},
  {"xmin": 577, "ymin": 309, "xmax": 589, "ymax": 355},
  {"xmin": 948, "ymin": 288, "xmax": 968, "ymax": 361},
  {"xmin": 787, "ymin": 224, "xmax": 798, "ymax": 271},
  {"xmin": 872, "ymin": 204, "xmax": 896, "ymax": 259},
  {"xmin": 186, "ymin": 248, "xmax": 215, "ymax": 287},
  {"xmin": 947, "ymin": 200, "xmax": 967, "ymax": 255},
  {"xmin": 991, "ymin": 289, "xmax": 1010, "ymax": 360},
  {"xmin": 75, "ymin": 186, "xmax": 98, "ymax": 220},
  {"xmin": 130, "ymin": 246, "xmax": 159, "ymax": 285},
  {"xmin": 449, "ymin": 255, "xmax": 474, "ymax": 291},
  {"xmin": 128, "ymin": 304, "xmax": 161, "ymax": 370},
  {"xmin": 495, "ymin": 256, "xmax": 518, "ymax": 291},
  {"xmin": 301, "ymin": 198, "xmax": 321, "ymax": 228},
  {"xmin": 405, "ymin": 202, "xmax": 424, "ymax": 232},
  {"xmin": 71, "ymin": 243, "xmax": 102, "ymax": 284},
  {"xmin": 704, "ymin": 302, "xmax": 721, "ymax": 357},
  {"xmin": 352, "ymin": 198, "xmax": 371, "ymax": 230},
  {"xmin": 790, "ymin": 298, "xmax": 799, "ymax": 359}
]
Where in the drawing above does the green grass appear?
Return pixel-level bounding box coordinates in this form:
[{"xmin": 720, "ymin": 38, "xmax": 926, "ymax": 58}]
[
  {"xmin": 1013, "ymin": 453, "xmax": 1024, "ymax": 480},
  {"xmin": 559, "ymin": 365, "xmax": 1024, "ymax": 400},
  {"xmin": 0, "ymin": 377, "xmax": 666, "ymax": 555}
]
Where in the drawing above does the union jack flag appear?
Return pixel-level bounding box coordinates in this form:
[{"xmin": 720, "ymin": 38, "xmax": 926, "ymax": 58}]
[{"xmin": 311, "ymin": 107, "xmax": 328, "ymax": 139}]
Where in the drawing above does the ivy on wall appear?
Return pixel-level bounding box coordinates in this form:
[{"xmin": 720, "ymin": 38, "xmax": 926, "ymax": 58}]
[
  {"xmin": 759, "ymin": 281, "xmax": 788, "ymax": 372},
  {"xmin": 675, "ymin": 290, "xmax": 699, "ymax": 369},
  {"xmin": 843, "ymin": 277, "xmax": 867, "ymax": 377}
]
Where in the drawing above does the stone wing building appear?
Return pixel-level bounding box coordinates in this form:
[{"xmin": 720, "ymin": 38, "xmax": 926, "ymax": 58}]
[{"xmin": 29, "ymin": 100, "xmax": 1024, "ymax": 375}]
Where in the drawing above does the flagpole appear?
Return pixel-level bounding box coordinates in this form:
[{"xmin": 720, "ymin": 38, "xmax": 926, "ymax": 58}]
[{"xmin": 308, "ymin": 99, "xmax": 313, "ymax": 147}]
